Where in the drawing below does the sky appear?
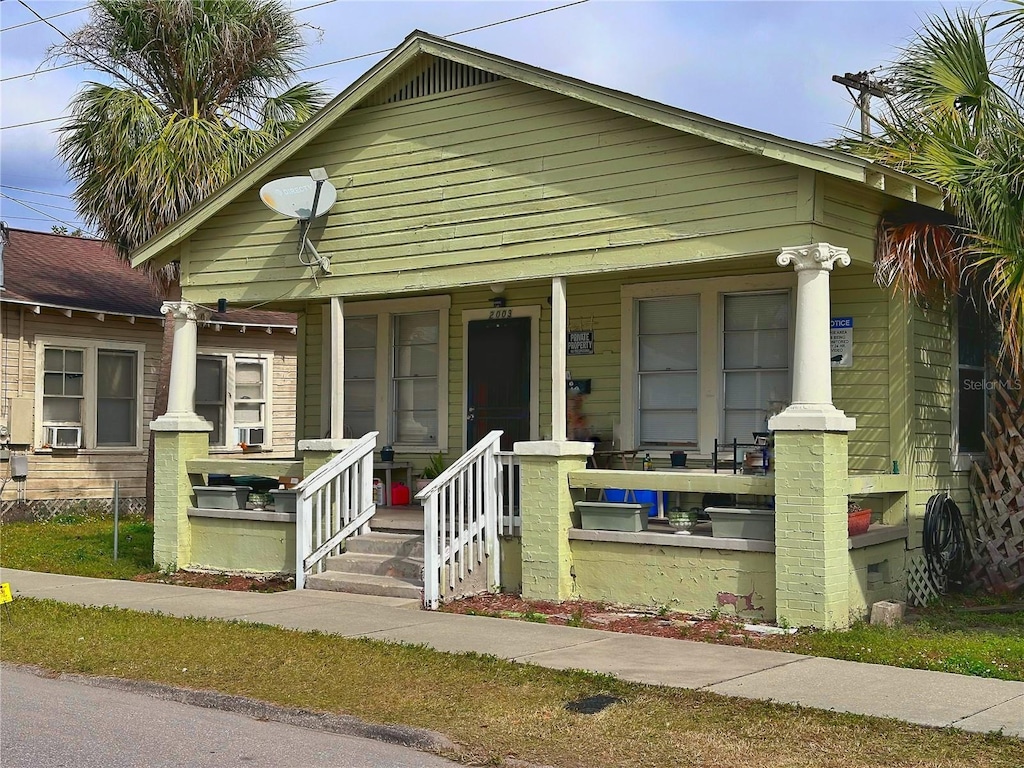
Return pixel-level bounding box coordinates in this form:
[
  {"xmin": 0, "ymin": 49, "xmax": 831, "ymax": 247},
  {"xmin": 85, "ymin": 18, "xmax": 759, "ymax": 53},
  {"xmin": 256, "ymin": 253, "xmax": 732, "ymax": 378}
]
[{"xmin": 0, "ymin": 0, "xmax": 978, "ymax": 236}]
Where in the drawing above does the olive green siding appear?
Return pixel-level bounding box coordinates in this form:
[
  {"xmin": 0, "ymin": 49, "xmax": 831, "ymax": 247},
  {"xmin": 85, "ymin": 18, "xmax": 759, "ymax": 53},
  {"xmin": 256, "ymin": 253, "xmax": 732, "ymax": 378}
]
[
  {"xmin": 909, "ymin": 301, "xmax": 970, "ymax": 547},
  {"xmin": 179, "ymin": 73, "xmax": 813, "ymax": 305}
]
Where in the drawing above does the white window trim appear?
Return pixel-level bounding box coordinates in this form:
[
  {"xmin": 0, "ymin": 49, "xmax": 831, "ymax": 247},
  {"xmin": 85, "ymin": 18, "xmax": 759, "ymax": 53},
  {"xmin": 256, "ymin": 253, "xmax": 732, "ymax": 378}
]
[
  {"xmin": 620, "ymin": 273, "xmax": 795, "ymax": 457},
  {"xmin": 33, "ymin": 335, "xmax": 146, "ymax": 452},
  {"xmin": 322, "ymin": 295, "xmax": 450, "ymax": 453},
  {"xmin": 197, "ymin": 348, "xmax": 274, "ymax": 453},
  {"xmin": 461, "ymin": 305, "xmax": 541, "ymax": 452}
]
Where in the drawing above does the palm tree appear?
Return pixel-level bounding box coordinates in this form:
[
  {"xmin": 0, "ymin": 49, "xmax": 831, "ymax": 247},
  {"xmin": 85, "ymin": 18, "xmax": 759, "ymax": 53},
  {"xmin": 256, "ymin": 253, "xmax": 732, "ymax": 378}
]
[
  {"xmin": 838, "ymin": 3, "xmax": 1024, "ymax": 376},
  {"xmin": 839, "ymin": 3, "xmax": 1024, "ymax": 593},
  {"xmin": 53, "ymin": 0, "xmax": 326, "ymax": 260},
  {"xmin": 51, "ymin": 0, "xmax": 327, "ymax": 514}
]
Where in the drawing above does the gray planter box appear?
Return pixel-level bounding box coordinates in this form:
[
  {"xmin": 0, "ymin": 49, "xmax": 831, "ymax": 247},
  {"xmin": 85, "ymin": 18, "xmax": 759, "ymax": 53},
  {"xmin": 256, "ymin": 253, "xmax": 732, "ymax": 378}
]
[
  {"xmin": 707, "ymin": 507, "xmax": 775, "ymax": 541},
  {"xmin": 193, "ymin": 485, "xmax": 252, "ymax": 510},
  {"xmin": 269, "ymin": 489, "xmax": 298, "ymax": 514},
  {"xmin": 576, "ymin": 501, "xmax": 649, "ymax": 532}
]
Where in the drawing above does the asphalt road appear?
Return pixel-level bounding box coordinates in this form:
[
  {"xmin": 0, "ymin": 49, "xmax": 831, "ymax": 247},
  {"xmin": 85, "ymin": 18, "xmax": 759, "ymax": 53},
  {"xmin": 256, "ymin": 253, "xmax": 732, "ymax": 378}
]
[{"xmin": 0, "ymin": 667, "xmax": 460, "ymax": 768}]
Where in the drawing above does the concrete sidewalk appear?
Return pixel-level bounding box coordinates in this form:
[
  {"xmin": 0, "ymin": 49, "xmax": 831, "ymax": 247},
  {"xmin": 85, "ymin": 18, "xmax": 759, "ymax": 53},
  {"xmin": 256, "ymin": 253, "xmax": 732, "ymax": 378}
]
[{"xmin": 2, "ymin": 567, "xmax": 1021, "ymax": 738}]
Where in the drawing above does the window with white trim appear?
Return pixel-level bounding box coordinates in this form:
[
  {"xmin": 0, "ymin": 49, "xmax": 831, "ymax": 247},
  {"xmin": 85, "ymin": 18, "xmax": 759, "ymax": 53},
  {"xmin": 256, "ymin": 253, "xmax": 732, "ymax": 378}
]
[
  {"xmin": 36, "ymin": 339, "xmax": 144, "ymax": 450},
  {"xmin": 328, "ymin": 296, "xmax": 450, "ymax": 450},
  {"xmin": 621, "ymin": 275, "xmax": 794, "ymax": 455},
  {"xmin": 196, "ymin": 352, "xmax": 272, "ymax": 449}
]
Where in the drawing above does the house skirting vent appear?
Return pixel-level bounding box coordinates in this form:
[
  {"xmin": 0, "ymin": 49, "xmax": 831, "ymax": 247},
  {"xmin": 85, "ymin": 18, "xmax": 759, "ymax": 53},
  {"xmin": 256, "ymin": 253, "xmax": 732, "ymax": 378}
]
[{"xmin": 359, "ymin": 56, "xmax": 503, "ymax": 108}]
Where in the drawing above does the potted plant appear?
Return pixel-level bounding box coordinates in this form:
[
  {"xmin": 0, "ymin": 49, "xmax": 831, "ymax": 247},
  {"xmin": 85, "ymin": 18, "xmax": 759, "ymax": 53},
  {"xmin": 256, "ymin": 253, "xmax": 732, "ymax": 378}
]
[
  {"xmin": 415, "ymin": 452, "xmax": 446, "ymax": 494},
  {"xmin": 848, "ymin": 500, "xmax": 873, "ymax": 536},
  {"xmin": 667, "ymin": 507, "xmax": 699, "ymax": 535}
]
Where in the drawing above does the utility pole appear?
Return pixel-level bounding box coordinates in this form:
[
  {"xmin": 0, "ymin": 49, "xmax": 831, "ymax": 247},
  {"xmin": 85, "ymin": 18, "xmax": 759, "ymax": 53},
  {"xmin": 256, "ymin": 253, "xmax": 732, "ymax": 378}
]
[{"xmin": 832, "ymin": 71, "xmax": 889, "ymax": 139}]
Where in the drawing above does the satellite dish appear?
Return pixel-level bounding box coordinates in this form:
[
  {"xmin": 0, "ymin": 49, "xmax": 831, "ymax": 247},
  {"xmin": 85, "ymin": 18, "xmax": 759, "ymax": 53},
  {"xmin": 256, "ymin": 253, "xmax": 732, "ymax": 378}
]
[{"xmin": 260, "ymin": 176, "xmax": 337, "ymax": 220}]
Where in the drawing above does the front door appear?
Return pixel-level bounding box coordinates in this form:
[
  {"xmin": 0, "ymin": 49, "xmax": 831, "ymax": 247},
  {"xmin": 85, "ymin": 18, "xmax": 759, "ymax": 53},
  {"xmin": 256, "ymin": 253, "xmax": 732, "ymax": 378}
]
[{"xmin": 466, "ymin": 317, "xmax": 531, "ymax": 451}]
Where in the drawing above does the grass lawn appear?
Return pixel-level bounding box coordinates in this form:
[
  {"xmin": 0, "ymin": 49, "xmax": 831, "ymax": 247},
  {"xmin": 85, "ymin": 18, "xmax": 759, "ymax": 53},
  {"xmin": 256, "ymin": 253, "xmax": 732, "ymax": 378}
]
[
  {"xmin": 2, "ymin": 599, "xmax": 1020, "ymax": 768},
  {"xmin": 0, "ymin": 514, "xmax": 155, "ymax": 579}
]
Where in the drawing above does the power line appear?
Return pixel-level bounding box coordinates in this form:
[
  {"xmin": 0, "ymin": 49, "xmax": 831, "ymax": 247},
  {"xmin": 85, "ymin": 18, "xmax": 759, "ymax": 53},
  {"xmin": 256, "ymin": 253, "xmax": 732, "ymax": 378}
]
[
  {"xmin": 0, "ymin": 192, "xmax": 95, "ymax": 236},
  {"xmin": 0, "ymin": 4, "xmax": 88, "ymax": 33},
  {"xmin": 0, "ymin": 184, "xmax": 74, "ymax": 199},
  {"xmin": 1, "ymin": 115, "xmax": 67, "ymax": 130}
]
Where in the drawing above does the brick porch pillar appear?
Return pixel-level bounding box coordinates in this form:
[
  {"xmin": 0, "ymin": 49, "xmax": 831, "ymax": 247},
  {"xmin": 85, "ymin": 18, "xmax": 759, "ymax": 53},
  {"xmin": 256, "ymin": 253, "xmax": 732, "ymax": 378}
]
[
  {"xmin": 514, "ymin": 440, "xmax": 593, "ymax": 601},
  {"xmin": 770, "ymin": 244, "xmax": 856, "ymax": 629}
]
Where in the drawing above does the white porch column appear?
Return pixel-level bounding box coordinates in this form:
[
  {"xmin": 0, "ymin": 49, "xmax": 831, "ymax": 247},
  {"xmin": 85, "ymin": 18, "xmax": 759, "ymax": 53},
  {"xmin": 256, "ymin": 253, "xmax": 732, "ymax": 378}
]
[
  {"xmin": 550, "ymin": 276, "xmax": 567, "ymax": 441},
  {"xmin": 330, "ymin": 296, "xmax": 345, "ymax": 440},
  {"xmin": 152, "ymin": 300, "xmax": 212, "ymax": 432},
  {"xmin": 769, "ymin": 243, "xmax": 856, "ymax": 432}
]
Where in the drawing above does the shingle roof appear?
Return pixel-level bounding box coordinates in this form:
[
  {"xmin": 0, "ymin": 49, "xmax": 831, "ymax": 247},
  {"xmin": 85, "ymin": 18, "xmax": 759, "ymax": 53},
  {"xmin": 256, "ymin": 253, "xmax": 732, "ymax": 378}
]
[{"xmin": 2, "ymin": 228, "xmax": 294, "ymax": 327}]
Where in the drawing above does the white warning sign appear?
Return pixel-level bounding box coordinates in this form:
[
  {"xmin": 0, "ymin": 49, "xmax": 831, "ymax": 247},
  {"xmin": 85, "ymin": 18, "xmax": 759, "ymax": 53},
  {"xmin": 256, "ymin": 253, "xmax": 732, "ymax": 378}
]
[{"xmin": 831, "ymin": 317, "xmax": 853, "ymax": 368}]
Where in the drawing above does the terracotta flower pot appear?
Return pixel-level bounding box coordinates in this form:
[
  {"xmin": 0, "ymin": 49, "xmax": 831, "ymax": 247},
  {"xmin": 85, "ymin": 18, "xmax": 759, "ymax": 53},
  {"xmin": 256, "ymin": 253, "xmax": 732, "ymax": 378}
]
[{"xmin": 848, "ymin": 509, "xmax": 872, "ymax": 536}]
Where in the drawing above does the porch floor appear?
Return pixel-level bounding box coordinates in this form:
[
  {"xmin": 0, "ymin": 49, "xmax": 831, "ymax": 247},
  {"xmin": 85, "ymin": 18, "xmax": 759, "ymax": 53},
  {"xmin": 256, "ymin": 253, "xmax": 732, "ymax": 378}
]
[{"xmin": 373, "ymin": 505, "xmax": 424, "ymax": 533}]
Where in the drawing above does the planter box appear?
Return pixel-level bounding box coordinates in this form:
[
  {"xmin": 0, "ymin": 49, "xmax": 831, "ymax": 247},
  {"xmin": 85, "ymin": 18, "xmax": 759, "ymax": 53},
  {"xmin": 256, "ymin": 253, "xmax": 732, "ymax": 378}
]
[
  {"xmin": 576, "ymin": 501, "xmax": 650, "ymax": 532},
  {"xmin": 193, "ymin": 485, "xmax": 252, "ymax": 510},
  {"xmin": 269, "ymin": 489, "xmax": 298, "ymax": 514},
  {"xmin": 706, "ymin": 507, "xmax": 775, "ymax": 541}
]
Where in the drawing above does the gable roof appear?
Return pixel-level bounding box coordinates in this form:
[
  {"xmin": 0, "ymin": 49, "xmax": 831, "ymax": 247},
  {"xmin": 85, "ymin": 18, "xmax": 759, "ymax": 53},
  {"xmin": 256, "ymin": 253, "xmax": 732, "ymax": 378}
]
[
  {"xmin": 132, "ymin": 30, "xmax": 944, "ymax": 269},
  {"xmin": 2, "ymin": 227, "xmax": 294, "ymax": 328}
]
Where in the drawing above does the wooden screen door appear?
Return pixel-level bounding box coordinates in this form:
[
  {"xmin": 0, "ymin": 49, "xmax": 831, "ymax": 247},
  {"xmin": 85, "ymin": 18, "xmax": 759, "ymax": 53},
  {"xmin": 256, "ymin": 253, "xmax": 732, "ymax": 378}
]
[{"xmin": 466, "ymin": 317, "xmax": 531, "ymax": 451}]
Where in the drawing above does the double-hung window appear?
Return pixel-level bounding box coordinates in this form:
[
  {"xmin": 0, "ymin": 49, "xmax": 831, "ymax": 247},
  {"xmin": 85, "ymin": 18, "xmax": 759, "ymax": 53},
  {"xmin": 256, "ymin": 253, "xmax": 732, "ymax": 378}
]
[
  {"xmin": 196, "ymin": 352, "xmax": 272, "ymax": 450},
  {"xmin": 636, "ymin": 296, "xmax": 699, "ymax": 446},
  {"xmin": 722, "ymin": 292, "xmax": 790, "ymax": 443},
  {"xmin": 328, "ymin": 297, "xmax": 450, "ymax": 450},
  {"xmin": 622, "ymin": 275, "xmax": 794, "ymax": 455},
  {"xmin": 36, "ymin": 338, "xmax": 144, "ymax": 450}
]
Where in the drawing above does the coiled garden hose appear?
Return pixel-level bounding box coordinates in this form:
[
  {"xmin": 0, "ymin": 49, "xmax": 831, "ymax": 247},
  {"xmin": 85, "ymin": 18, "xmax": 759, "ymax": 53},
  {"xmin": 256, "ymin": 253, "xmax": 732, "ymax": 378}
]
[{"xmin": 923, "ymin": 493, "xmax": 971, "ymax": 591}]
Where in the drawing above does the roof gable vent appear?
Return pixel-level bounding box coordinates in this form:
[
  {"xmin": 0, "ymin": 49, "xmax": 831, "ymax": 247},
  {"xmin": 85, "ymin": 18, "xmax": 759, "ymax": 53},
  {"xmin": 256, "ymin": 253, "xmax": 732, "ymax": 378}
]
[{"xmin": 359, "ymin": 56, "xmax": 503, "ymax": 108}]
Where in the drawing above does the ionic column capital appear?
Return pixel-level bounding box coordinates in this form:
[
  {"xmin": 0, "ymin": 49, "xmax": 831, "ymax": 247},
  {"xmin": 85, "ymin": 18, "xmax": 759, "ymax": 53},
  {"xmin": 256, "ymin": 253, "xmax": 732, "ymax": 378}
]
[
  {"xmin": 160, "ymin": 301, "xmax": 212, "ymax": 322},
  {"xmin": 777, "ymin": 243, "xmax": 851, "ymax": 272}
]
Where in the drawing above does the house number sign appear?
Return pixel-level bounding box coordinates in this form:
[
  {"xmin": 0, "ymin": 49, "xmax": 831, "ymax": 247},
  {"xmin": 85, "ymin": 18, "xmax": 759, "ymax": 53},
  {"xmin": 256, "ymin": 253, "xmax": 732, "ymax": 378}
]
[{"xmin": 567, "ymin": 329, "xmax": 594, "ymax": 356}]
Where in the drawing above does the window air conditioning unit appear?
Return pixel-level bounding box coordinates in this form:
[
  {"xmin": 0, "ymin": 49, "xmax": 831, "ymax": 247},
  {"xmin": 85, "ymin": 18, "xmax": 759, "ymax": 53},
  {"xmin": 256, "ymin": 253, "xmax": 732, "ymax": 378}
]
[
  {"xmin": 44, "ymin": 425, "xmax": 82, "ymax": 449},
  {"xmin": 235, "ymin": 427, "xmax": 265, "ymax": 447}
]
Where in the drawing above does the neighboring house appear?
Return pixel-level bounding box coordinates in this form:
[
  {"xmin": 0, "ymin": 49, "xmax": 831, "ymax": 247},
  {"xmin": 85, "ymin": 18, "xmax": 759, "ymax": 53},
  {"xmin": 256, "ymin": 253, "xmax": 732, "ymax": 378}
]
[
  {"xmin": 0, "ymin": 227, "xmax": 297, "ymax": 517},
  {"xmin": 131, "ymin": 32, "xmax": 982, "ymax": 628}
]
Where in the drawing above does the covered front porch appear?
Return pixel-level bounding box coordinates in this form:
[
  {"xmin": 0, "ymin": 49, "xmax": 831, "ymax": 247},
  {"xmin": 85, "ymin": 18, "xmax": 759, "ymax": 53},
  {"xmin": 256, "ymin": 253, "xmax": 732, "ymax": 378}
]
[{"xmin": 151, "ymin": 242, "xmax": 911, "ymax": 629}]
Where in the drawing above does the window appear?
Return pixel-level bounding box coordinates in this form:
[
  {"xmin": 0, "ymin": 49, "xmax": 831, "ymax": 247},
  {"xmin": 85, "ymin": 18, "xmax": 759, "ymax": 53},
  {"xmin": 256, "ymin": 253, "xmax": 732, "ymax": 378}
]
[
  {"xmin": 343, "ymin": 316, "xmax": 377, "ymax": 439},
  {"xmin": 722, "ymin": 292, "xmax": 790, "ymax": 443},
  {"xmin": 325, "ymin": 296, "xmax": 450, "ymax": 450},
  {"xmin": 621, "ymin": 274, "xmax": 794, "ymax": 455},
  {"xmin": 953, "ymin": 295, "xmax": 989, "ymax": 463},
  {"xmin": 196, "ymin": 352, "xmax": 272, "ymax": 449},
  {"xmin": 392, "ymin": 312, "xmax": 439, "ymax": 445},
  {"xmin": 637, "ymin": 296, "xmax": 699, "ymax": 445},
  {"xmin": 36, "ymin": 338, "xmax": 144, "ymax": 450}
]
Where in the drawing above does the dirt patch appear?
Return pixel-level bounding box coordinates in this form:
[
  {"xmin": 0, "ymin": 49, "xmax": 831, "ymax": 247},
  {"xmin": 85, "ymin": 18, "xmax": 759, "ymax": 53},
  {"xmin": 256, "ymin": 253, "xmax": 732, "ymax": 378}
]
[
  {"xmin": 132, "ymin": 571, "xmax": 293, "ymax": 593},
  {"xmin": 442, "ymin": 593, "xmax": 795, "ymax": 648}
]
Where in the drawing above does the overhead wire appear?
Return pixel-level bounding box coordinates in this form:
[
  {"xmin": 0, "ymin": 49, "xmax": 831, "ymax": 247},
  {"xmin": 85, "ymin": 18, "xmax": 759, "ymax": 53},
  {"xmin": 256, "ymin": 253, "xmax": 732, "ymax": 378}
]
[
  {"xmin": 0, "ymin": 184, "xmax": 74, "ymax": 199},
  {"xmin": 0, "ymin": 191, "xmax": 95, "ymax": 236},
  {"xmin": 0, "ymin": 4, "xmax": 87, "ymax": 33}
]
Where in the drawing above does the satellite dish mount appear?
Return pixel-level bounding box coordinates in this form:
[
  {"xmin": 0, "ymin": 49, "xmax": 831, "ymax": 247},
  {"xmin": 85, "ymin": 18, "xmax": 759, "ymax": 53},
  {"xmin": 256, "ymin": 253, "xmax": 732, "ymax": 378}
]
[{"xmin": 260, "ymin": 168, "xmax": 341, "ymax": 283}]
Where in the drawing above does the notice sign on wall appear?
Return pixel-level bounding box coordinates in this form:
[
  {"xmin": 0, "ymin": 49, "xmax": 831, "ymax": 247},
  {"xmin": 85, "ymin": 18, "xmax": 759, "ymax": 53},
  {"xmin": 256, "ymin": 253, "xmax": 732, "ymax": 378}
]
[
  {"xmin": 567, "ymin": 329, "xmax": 594, "ymax": 356},
  {"xmin": 831, "ymin": 317, "xmax": 853, "ymax": 368}
]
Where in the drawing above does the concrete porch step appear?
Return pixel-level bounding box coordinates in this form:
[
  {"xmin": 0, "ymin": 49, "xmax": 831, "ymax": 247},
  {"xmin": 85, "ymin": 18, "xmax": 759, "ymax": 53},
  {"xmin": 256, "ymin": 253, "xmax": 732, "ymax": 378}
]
[
  {"xmin": 303, "ymin": 571, "xmax": 422, "ymax": 600},
  {"xmin": 324, "ymin": 552, "xmax": 424, "ymax": 580},
  {"xmin": 345, "ymin": 532, "xmax": 425, "ymax": 559},
  {"xmin": 373, "ymin": 505, "xmax": 424, "ymax": 533}
]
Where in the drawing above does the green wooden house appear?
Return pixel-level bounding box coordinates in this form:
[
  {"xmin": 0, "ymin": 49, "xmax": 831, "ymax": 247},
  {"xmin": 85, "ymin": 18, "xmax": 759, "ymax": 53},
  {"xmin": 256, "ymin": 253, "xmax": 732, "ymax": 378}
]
[{"xmin": 133, "ymin": 31, "xmax": 978, "ymax": 629}]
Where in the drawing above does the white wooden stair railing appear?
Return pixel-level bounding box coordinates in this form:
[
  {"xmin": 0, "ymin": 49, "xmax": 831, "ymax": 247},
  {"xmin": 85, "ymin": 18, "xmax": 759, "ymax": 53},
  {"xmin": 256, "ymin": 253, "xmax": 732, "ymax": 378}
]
[
  {"xmin": 295, "ymin": 431, "xmax": 378, "ymax": 590},
  {"xmin": 418, "ymin": 430, "xmax": 503, "ymax": 609}
]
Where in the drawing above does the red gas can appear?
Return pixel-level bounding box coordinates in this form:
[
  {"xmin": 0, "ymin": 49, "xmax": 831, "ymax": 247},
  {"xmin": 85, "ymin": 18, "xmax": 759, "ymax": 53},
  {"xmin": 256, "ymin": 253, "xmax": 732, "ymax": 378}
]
[{"xmin": 390, "ymin": 482, "xmax": 411, "ymax": 506}]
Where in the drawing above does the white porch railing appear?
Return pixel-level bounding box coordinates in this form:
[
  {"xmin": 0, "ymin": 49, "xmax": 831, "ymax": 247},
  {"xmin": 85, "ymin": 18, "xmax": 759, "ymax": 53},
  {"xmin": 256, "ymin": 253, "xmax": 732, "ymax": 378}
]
[
  {"xmin": 295, "ymin": 431, "xmax": 378, "ymax": 590},
  {"xmin": 497, "ymin": 450, "xmax": 521, "ymax": 535},
  {"xmin": 419, "ymin": 431, "xmax": 503, "ymax": 609}
]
